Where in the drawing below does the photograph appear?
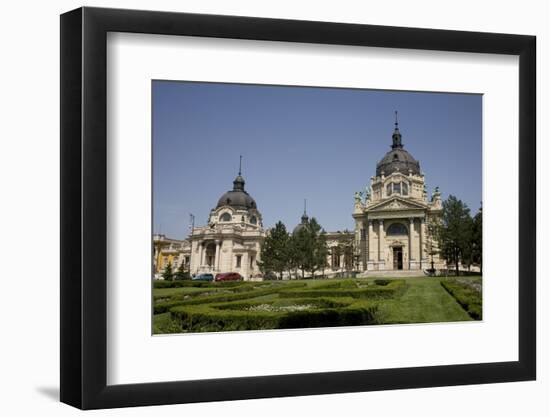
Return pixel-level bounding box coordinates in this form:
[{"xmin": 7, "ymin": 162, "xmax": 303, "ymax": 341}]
[
  {"xmin": 152, "ymin": 81, "xmax": 483, "ymax": 334},
  {"xmin": 0, "ymin": 0, "xmax": 541, "ymax": 413}
]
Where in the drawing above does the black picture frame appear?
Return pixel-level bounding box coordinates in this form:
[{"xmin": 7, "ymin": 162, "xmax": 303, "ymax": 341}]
[{"xmin": 60, "ymin": 6, "xmax": 536, "ymax": 410}]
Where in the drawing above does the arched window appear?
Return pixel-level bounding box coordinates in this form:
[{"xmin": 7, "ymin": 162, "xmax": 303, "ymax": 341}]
[
  {"xmin": 220, "ymin": 212, "xmax": 232, "ymax": 222},
  {"xmin": 250, "ymin": 216, "xmax": 257, "ymax": 225},
  {"xmin": 386, "ymin": 222, "xmax": 408, "ymax": 236},
  {"xmin": 393, "ymin": 182, "xmax": 401, "ymax": 194}
]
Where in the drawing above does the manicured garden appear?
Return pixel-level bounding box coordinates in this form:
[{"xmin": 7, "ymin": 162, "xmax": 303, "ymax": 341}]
[{"xmin": 153, "ymin": 276, "xmax": 482, "ymax": 334}]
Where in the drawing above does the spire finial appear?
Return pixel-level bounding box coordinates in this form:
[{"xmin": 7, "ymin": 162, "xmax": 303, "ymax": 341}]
[
  {"xmin": 301, "ymin": 199, "xmax": 309, "ymax": 224},
  {"xmin": 233, "ymin": 156, "xmax": 245, "ymax": 190},
  {"xmin": 391, "ymin": 111, "xmax": 403, "ymax": 149}
]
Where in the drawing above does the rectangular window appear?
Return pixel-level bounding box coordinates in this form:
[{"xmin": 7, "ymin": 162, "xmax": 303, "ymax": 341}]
[
  {"xmin": 332, "ymin": 248, "xmax": 341, "ymax": 268},
  {"xmin": 393, "ymin": 182, "xmax": 401, "ymax": 194},
  {"xmin": 402, "ymin": 182, "xmax": 409, "ymax": 195},
  {"xmin": 236, "ymin": 255, "xmax": 242, "ymax": 268},
  {"xmin": 386, "ymin": 183, "xmax": 392, "ymax": 196}
]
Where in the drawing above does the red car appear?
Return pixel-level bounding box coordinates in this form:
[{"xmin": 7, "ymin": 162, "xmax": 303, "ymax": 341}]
[{"xmin": 215, "ymin": 272, "xmax": 243, "ymax": 282}]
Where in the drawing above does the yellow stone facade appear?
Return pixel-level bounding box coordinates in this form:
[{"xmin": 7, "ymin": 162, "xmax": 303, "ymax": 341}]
[{"xmin": 351, "ymin": 114, "xmax": 444, "ymax": 273}]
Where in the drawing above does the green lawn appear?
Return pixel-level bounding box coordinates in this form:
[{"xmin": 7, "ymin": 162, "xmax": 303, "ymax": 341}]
[
  {"xmin": 153, "ymin": 276, "xmax": 482, "ymax": 334},
  {"xmin": 373, "ymin": 277, "xmax": 472, "ymax": 324},
  {"xmin": 153, "ymin": 286, "xmax": 219, "ymax": 299}
]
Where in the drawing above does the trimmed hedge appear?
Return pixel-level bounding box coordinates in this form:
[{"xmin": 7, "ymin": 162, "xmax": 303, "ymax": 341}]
[
  {"xmin": 216, "ymin": 297, "xmax": 351, "ymax": 311},
  {"xmin": 178, "ymin": 282, "xmax": 307, "ymax": 305},
  {"xmin": 154, "ymin": 278, "xmax": 410, "ymax": 332},
  {"xmin": 153, "ymin": 280, "xmax": 211, "ymax": 288},
  {"xmin": 153, "ymin": 282, "xmax": 308, "ymax": 314},
  {"xmin": 441, "ymin": 279, "xmax": 482, "ymax": 320},
  {"xmin": 278, "ymin": 280, "xmax": 407, "ymax": 300},
  {"xmin": 309, "ymin": 279, "xmax": 358, "ymax": 290},
  {"xmin": 169, "ymin": 298, "xmax": 378, "ymax": 332},
  {"xmin": 153, "ymin": 280, "xmax": 259, "ymax": 289},
  {"xmin": 154, "ymin": 299, "xmax": 189, "ymax": 315}
]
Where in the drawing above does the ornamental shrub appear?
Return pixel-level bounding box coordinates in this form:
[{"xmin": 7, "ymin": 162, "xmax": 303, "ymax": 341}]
[
  {"xmin": 440, "ymin": 279, "xmax": 482, "ymax": 320},
  {"xmin": 278, "ymin": 280, "xmax": 407, "ymax": 300},
  {"xmin": 169, "ymin": 298, "xmax": 378, "ymax": 332}
]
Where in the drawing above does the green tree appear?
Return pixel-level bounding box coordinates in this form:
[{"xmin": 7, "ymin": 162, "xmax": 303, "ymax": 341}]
[
  {"xmin": 175, "ymin": 261, "xmax": 190, "ymax": 280},
  {"xmin": 257, "ymin": 221, "xmax": 290, "ymax": 280},
  {"xmin": 472, "ymin": 206, "xmax": 483, "ymax": 274},
  {"xmin": 291, "ymin": 217, "xmax": 328, "ymax": 279},
  {"xmin": 162, "ymin": 261, "xmax": 174, "ymax": 281},
  {"xmin": 461, "ymin": 216, "xmax": 476, "ymax": 271},
  {"xmin": 436, "ymin": 195, "xmax": 472, "ymax": 276},
  {"xmin": 293, "ymin": 227, "xmax": 312, "ymax": 279},
  {"xmin": 426, "ymin": 217, "xmax": 440, "ymax": 273},
  {"xmin": 313, "ymin": 229, "xmax": 329, "ymax": 278}
]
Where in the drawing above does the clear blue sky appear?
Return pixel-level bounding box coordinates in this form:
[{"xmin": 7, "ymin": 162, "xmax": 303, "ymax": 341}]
[{"xmin": 153, "ymin": 81, "xmax": 482, "ymax": 239}]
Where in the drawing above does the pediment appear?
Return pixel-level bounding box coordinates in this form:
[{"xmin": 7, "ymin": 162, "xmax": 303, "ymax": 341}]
[{"xmin": 366, "ymin": 197, "xmax": 427, "ymax": 212}]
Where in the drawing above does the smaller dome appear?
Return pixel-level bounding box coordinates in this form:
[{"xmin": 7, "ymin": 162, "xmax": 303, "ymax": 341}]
[
  {"xmin": 292, "ymin": 212, "xmax": 309, "ymax": 235},
  {"xmin": 216, "ymin": 173, "xmax": 258, "ymax": 210}
]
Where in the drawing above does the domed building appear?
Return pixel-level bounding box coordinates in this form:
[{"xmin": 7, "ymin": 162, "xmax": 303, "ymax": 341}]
[
  {"xmin": 352, "ymin": 113, "xmax": 443, "ymax": 272},
  {"xmin": 154, "ymin": 114, "xmax": 445, "ymax": 280},
  {"xmin": 185, "ymin": 163, "xmax": 266, "ymax": 280}
]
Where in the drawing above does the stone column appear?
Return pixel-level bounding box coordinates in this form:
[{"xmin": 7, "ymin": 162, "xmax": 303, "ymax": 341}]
[
  {"xmin": 202, "ymin": 243, "xmax": 207, "ymax": 267},
  {"xmin": 214, "ymin": 240, "xmax": 221, "ymax": 271},
  {"xmin": 242, "ymin": 252, "xmax": 249, "ymax": 280},
  {"xmin": 419, "ymin": 218, "xmax": 425, "ymax": 269},
  {"xmin": 378, "ymin": 219, "xmax": 384, "ymax": 262},
  {"xmin": 368, "ymin": 220, "xmax": 374, "ymax": 261},
  {"xmin": 361, "ymin": 221, "xmax": 367, "ymax": 270},
  {"xmin": 197, "ymin": 242, "xmax": 203, "ymax": 268},
  {"xmin": 409, "ymin": 218, "xmax": 414, "ymax": 269}
]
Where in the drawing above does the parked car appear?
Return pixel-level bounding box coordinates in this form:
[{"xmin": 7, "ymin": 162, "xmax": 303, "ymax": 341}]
[
  {"xmin": 215, "ymin": 272, "xmax": 243, "ymax": 282},
  {"xmin": 192, "ymin": 273, "xmax": 214, "ymax": 282},
  {"xmin": 263, "ymin": 271, "xmax": 278, "ymax": 281}
]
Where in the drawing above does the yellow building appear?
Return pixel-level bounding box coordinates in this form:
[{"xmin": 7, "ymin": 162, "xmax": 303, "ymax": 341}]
[{"xmin": 153, "ymin": 234, "xmax": 190, "ymax": 276}]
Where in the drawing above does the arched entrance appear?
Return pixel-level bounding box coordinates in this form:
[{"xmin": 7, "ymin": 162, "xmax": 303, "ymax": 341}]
[
  {"xmin": 386, "ymin": 222, "xmax": 409, "ymax": 271},
  {"xmin": 392, "ymin": 246, "xmax": 404, "ymax": 270}
]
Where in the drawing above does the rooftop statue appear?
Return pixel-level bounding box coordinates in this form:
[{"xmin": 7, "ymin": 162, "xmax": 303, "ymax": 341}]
[{"xmin": 364, "ymin": 185, "xmax": 372, "ymax": 203}]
